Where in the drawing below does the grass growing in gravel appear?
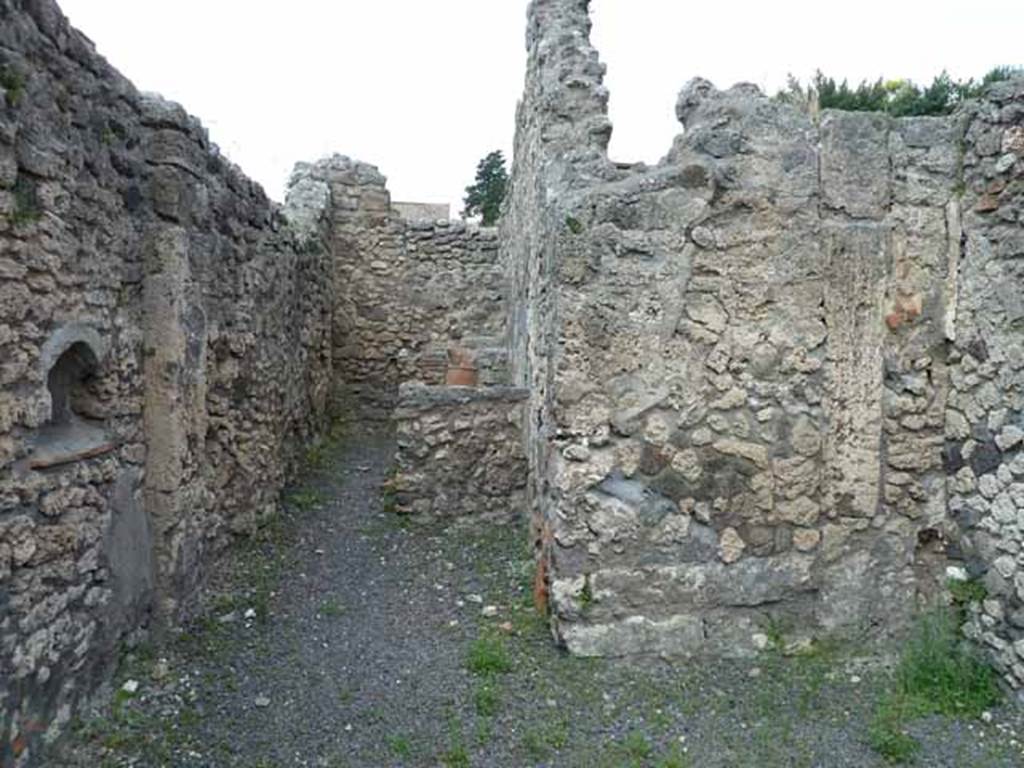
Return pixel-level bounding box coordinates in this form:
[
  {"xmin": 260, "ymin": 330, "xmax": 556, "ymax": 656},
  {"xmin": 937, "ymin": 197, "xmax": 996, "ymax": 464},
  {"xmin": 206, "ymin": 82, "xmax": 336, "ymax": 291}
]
[
  {"xmin": 586, "ymin": 730, "xmax": 657, "ymax": 767},
  {"xmin": 442, "ymin": 715, "xmax": 471, "ymax": 768},
  {"xmin": 521, "ymin": 720, "xmax": 570, "ymax": 760},
  {"xmin": 948, "ymin": 577, "xmax": 987, "ymax": 605},
  {"xmin": 869, "ymin": 605, "xmax": 1001, "ymax": 763},
  {"xmin": 386, "ymin": 733, "xmax": 413, "ymax": 759},
  {"xmin": 474, "ymin": 680, "xmax": 501, "ymax": 716},
  {"xmin": 319, "ymin": 597, "xmax": 345, "ymax": 617},
  {"xmin": 287, "ymin": 488, "xmax": 323, "ymax": 511},
  {"xmin": 466, "ymin": 634, "xmax": 513, "ymax": 675},
  {"xmin": 60, "ymin": 441, "xmax": 1024, "ymax": 768}
]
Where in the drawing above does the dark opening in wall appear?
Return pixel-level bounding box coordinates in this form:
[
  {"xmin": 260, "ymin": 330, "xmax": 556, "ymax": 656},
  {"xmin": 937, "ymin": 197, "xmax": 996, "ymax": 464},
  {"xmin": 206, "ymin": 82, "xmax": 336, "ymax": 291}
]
[
  {"xmin": 24, "ymin": 326, "xmax": 116, "ymax": 470},
  {"xmin": 47, "ymin": 341, "xmax": 99, "ymax": 425}
]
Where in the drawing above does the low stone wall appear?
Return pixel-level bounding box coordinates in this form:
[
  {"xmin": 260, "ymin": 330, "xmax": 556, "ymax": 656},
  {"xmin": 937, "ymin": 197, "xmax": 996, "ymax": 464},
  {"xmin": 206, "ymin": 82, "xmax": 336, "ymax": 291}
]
[{"xmin": 393, "ymin": 384, "xmax": 528, "ymax": 519}]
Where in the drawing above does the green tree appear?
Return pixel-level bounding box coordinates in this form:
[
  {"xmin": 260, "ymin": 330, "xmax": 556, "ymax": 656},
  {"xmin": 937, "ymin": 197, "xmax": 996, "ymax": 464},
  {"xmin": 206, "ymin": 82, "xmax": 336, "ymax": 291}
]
[
  {"xmin": 462, "ymin": 150, "xmax": 508, "ymax": 226},
  {"xmin": 778, "ymin": 66, "xmax": 1023, "ymax": 117}
]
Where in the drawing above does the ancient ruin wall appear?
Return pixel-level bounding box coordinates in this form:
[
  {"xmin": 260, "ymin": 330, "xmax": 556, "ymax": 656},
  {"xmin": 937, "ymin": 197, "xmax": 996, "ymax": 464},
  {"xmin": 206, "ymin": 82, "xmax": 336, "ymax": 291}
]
[
  {"xmin": 297, "ymin": 157, "xmax": 506, "ymax": 421},
  {"xmin": 506, "ymin": 0, "xmax": 1022, "ymax": 667},
  {"xmin": 0, "ymin": 1, "xmax": 333, "ymax": 759},
  {"xmin": 393, "ymin": 383, "xmax": 528, "ymax": 519},
  {"xmin": 952, "ymin": 81, "xmax": 1024, "ymax": 690},
  {"xmin": 501, "ymin": 0, "xmax": 615, "ymax": 580}
]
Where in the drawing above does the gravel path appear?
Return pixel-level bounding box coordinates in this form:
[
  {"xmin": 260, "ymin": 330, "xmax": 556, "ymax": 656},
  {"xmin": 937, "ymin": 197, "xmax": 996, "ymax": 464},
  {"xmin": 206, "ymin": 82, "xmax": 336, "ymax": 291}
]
[{"xmin": 57, "ymin": 429, "xmax": 1024, "ymax": 767}]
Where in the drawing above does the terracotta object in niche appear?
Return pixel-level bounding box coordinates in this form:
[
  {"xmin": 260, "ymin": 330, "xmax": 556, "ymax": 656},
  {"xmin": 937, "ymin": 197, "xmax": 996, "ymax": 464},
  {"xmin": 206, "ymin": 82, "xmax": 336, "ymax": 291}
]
[{"xmin": 446, "ymin": 346, "xmax": 478, "ymax": 387}]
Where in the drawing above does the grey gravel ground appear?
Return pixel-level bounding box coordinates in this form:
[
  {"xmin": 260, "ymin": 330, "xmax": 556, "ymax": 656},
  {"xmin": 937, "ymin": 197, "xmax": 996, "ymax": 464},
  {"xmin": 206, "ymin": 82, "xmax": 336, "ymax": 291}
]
[{"xmin": 56, "ymin": 429, "xmax": 1024, "ymax": 767}]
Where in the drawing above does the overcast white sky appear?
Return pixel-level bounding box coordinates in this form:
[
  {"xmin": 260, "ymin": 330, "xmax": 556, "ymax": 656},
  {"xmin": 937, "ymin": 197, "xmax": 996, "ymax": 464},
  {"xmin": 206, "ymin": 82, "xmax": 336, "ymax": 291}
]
[{"xmin": 60, "ymin": 1, "xmax": 1023, "ymax": 212}]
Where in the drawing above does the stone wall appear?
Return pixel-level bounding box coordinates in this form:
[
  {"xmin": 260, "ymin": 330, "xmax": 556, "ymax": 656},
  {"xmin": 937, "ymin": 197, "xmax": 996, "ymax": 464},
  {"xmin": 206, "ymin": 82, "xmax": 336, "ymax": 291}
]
[
  {"xmin": 393, "ymin": 383, "xmax": 528, "ymax": 519},
  {"xmin": 296, "ymin": 157, "xmax": 506, "ymax": 420},
  {"xmin": 951, "ymin": 80, "xmax": 1024, "ymax": 691},
  {"xmin": 505, "ymin": 0, "xmax": 1022, "ymax": 666},
  {"xmin": 0, "ymin": 1, "xmax": 333, "ymax": 761}
]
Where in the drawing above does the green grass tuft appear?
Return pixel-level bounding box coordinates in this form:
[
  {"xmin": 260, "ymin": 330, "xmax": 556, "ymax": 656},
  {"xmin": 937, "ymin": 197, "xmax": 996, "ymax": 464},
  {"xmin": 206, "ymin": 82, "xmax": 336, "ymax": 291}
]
[
  {"xmin": 467, "ymin": 635, "xmax": 513, "ymax": 676},
  {"xmin": 521, "ymin": 721, "xmax": 568, "ymax": 760},
  {"xmin": 869, "ymin": 699, "xmax": 924, "ymax": 764},
  {"xmin": 442, "ymin": 716, "xmax": 470, "ymax": 768},
  {"xmin": 869, "ymin": 606, "xmax": 1001, "ymax": 762},
  {"xmin": 287, "ymin": 488, "xmax": 322, "ymax": 511},
  {"xmin": 319, "ymin": 597, "xmax": 345, "ymax": 617},
  {"xmin": 474, "ymin": 681, "xmax": 500, "ymax": 717},
  {"xmin": 655, "ymin": 744, "xmax": 693, "ymax": 768},
  {"xmin": 387, "ymin": 733, "xmax": 413, "ymax": 758},
  {"xmin": 894, "ymin": 608, "xmax": 1000, "ymax": 716},
  {"xmin": 948, "ymin": 577, "xmax": 987, "ymax": 607},
  {"xmin": 623, "ymin": 730, "xmax": 653, "ymax": 759}
]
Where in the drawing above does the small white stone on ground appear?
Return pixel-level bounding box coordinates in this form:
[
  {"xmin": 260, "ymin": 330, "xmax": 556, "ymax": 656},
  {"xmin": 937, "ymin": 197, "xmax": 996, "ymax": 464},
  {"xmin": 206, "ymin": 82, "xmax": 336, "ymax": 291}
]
[{"xmin": 946, "ymin": 565, "xmax": 969, "ymax": 581}]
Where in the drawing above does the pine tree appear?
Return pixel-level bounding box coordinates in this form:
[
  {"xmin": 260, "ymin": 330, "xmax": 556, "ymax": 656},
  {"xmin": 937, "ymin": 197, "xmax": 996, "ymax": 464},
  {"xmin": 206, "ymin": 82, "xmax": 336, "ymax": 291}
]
[{"xmin": 462, "ymin": 150, "xmax": 508, "ymax": 226}]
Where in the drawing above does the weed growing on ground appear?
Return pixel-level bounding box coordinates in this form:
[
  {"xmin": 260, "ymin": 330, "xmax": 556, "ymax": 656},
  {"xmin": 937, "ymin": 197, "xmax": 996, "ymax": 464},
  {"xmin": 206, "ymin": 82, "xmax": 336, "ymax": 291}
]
[
  {"xmin": 869, "ymin": 699, "xmax": 924, "ymax": 764},
  {"xmin": 521, "ymin": 720, "xmax": 569, "ymax": 760},
  {"xmin": 467, "ymin": 635, "xmax": 513, "ymax": 675},
  {"xmin": 474, "ymin": 680, "xmax": 500, "ymax": 716},
  {"xmin": 287, "ymin": 488, "xmax": 322, "ymax": 511},
  {"xmin": 948, "ymin": 577, "xmax": 987, "ymax": 606},
  {"xmin": 70, "ymin": 687, "xmax": 204, "ymax": 765},
  {"xmin": 869, "ymin": 606, "xmax": 1001, "ymax": 763},
  {"xmin": 305, "ymin": 442, "xmax": 329, "ymax": 471},
  {"xmin": 387, "ymin": 733, "xmax": 413, "ymax": 758},
  {"xmin": 894, "ymin": 608, "xmax": 1000, "ymax": 715},
  {"xmin": 655, "ymin": 744, "xmax": 694, "ymax": 768},
  {"xmin": 441, "ymin": 716, "xmax": 470, "ymax": 768},
  {"xmin": 589, "ymin": 730, "xmax": 658, "ymax": 768},
  {"xmin": 319, "ymin": 597, "xmax": 345, "ymax": 617},
  {"xmin": 623, "ymin": 730, "xmax": 653, "ymax": 759}
]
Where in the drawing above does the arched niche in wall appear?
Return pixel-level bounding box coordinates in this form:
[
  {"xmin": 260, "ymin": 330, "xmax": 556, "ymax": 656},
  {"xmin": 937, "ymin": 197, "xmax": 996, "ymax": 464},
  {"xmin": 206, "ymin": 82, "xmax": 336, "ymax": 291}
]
[
  {"xmin": 47, "ymin": 341, "xmax": 99, "ymax": 424},
  {"xmin": 28, "ymin": 324, "xmax": 117, "ymax": 470}
]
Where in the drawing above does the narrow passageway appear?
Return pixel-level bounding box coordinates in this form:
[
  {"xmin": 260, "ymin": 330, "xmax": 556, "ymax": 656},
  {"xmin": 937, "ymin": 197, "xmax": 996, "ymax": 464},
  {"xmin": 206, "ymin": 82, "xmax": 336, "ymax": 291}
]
[
  {"xmin": 57, "ymin": 429, "xmax": 1024, "ymax": 768},
  {"xmin": 59, "ymin": 426, "xmax": 502, "ymax": 765}
]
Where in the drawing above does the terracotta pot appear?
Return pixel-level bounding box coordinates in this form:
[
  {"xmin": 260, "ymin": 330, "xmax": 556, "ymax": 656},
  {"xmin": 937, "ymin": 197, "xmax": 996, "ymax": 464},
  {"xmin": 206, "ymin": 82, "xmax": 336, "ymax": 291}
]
[{"xmin": 446, "ymin": 364, "xmax": 478, "ymax": 387}]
